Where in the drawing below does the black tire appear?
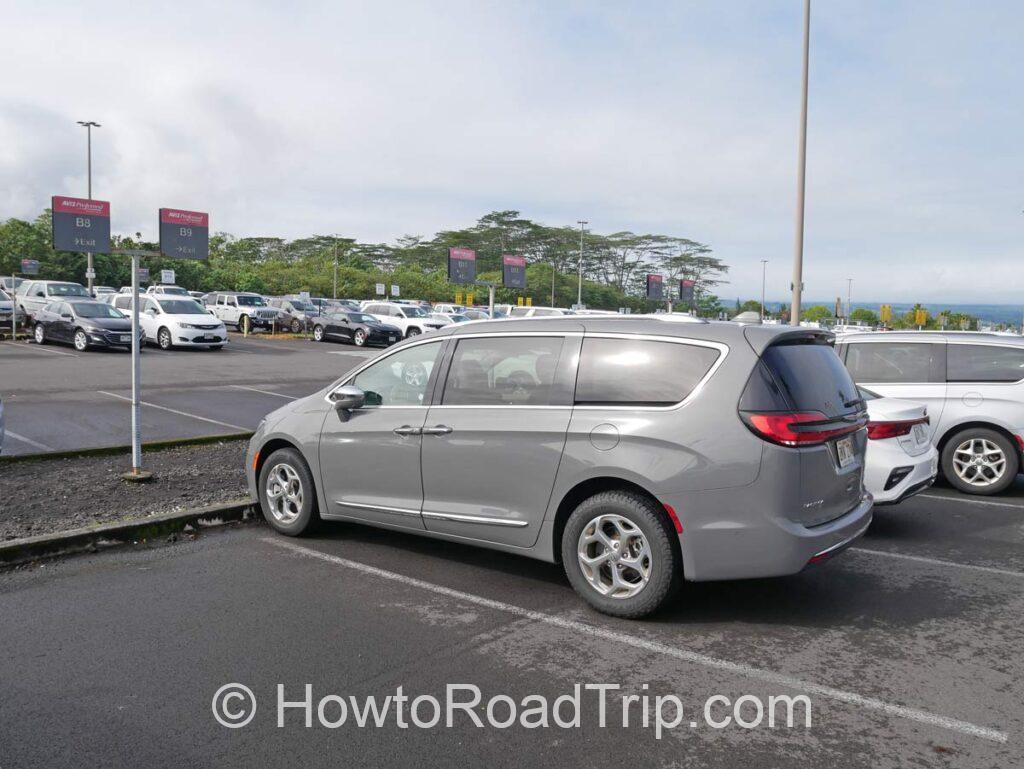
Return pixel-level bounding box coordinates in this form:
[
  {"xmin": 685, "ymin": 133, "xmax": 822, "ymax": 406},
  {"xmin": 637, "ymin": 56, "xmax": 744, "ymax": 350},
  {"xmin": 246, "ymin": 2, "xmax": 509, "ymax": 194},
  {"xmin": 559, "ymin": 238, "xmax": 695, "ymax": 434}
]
[
  {"xmin": 34, "ymin": 324, "xmax": 46, "ymax": 344},
  {"xmin": 561, "ymin": 491, "xmax": 682, "ymax": 619},
  {"xmin": 405, "ymin": 327, "xmax": 421, "ymax": 338},
  {"xmin": 158, "ymin": 326, "xmax": 173, "ymax": 350},
  {"xmin": 353, "ymin": 329, "xmax": 367, "ymax": 346},
  {"xmin": 239, "ymin": 314, "xmax": 251, "ymax": 334},
  {"xmin": 290, "ymin": 318, "xmax": 302, "ymax": 334},
  {"xmin": 257, "ymin": 447, "xmax": 320, "ymax": 536},
  {"xmin": 941, "ymin": 427, "xmax": 1018, "ymax": 496},
  {"xmin": 73, "ymin": 328, "xmax": 89, "ymax": 352},
  {"xmin": 312, "ymin": 324, "xmax": 326, "ymax": 342}
]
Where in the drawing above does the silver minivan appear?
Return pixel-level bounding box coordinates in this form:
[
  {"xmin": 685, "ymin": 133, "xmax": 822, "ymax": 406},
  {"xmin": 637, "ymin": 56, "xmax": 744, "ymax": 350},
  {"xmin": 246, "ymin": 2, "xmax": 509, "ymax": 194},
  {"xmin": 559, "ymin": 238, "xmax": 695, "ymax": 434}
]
[
  {"xmin": 248, "ymin": 317, "xmax": 872, "ymax": 617},
  {"xmin": 839, "ymin": 331, "xmax": 1024, "ymax": 495}
]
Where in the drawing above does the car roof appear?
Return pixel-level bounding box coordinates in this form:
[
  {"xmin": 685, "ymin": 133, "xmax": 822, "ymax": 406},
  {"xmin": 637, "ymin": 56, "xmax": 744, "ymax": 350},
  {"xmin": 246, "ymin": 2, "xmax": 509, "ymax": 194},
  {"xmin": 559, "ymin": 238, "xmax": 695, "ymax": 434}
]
[{"xmin": 842, "ymin": 330, "xmax": 1024, "ymax": 345}]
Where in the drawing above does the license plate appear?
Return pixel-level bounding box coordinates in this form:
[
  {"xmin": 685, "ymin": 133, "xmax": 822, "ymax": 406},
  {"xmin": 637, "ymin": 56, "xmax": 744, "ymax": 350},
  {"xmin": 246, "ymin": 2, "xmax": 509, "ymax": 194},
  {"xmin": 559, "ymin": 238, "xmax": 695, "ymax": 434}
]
[
  {"xmin": 836, "ymin": 436, "xmax": 855, "ymax": 468},
  {"xmin": 119, "ymin": 334, "xmax": 131, "ymax": 342},
  {"xmin": 388, "ymin": 336, "xmax": 397, "ymax": 342},
  {"xmin": 912, "ymin": 423, "xmax": 927, "ymax": 444}
]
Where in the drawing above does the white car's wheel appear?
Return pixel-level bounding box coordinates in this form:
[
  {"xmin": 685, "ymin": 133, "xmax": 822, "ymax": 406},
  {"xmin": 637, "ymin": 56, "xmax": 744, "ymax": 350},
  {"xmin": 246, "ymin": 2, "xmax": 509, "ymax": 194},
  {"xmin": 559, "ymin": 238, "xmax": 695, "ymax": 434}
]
[{"xmin": 158, "ymin": 327, "xmax": 173, "ymax": 350}]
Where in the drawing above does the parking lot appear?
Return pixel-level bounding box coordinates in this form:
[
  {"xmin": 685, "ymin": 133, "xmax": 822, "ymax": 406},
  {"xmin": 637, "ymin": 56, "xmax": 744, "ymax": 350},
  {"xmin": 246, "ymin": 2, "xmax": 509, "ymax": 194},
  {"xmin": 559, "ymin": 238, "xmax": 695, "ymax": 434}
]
[
  {"xmin": 0, "ymin": 333, "xmax": 375, "ymax": 455},
  {"xmin": 1, "ymin": 482, "xmax": 1022, "ymax": 767}
]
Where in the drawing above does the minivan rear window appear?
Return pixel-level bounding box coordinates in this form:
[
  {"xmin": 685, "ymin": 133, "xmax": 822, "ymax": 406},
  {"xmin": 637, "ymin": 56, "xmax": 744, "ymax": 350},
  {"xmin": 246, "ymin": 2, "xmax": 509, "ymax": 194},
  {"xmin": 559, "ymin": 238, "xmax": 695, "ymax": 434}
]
[
  {"xmin": 575, "ymin": 338, "xmax": 720, "ymax": 406},
  {"xmin": 754, "ymin": 340, "xmax": 861, "ymax": 418}
]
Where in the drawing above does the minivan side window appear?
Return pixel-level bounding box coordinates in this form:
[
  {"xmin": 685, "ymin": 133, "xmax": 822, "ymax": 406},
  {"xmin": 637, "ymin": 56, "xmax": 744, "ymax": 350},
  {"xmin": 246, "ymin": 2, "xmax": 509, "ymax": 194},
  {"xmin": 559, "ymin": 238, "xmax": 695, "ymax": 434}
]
[
  {"xmin": 575, "ymin": 338, "xmax": 721, "ymax": 406},
  {"xmin": 844, "ymin": 342, "xmax": 944, "ymax": 383},
  {"xmin": 352, "ymin": 341, "xmax": 442, "ymax": 407},
  {"xmin": 442, "ymin": 337, "xmax": 564, "ymax": 406},
  {"xmin": 509, "ymin": 307, "xmax": 530, "ymax": 317},
  {"xmin": 947, "ymin": 344, "xmax": 1024, "ymax": 383}
]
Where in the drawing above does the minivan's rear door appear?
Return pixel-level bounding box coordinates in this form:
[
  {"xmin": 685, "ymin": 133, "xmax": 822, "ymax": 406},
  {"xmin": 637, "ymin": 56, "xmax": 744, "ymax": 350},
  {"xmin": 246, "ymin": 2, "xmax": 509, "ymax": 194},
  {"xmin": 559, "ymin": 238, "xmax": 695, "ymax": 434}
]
[{"xmin": 747, "ymin": 336, "xmax": 868, "ymax": 526}]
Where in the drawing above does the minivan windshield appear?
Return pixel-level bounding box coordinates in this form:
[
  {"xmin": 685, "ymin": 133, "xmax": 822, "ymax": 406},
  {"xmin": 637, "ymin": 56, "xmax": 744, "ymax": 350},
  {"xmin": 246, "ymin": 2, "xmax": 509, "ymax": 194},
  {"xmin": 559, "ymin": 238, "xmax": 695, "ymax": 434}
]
[{"xmin": 157, "ymin": 298, "xmax": 206, "ymax": 315}]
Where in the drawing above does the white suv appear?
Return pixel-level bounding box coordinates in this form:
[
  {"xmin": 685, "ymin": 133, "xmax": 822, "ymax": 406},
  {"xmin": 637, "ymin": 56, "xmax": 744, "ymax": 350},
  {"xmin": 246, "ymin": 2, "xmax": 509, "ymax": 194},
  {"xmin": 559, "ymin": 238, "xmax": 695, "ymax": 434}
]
[
  {"xmin": 361, "ymin": 301, "xmax": 447, "ymax": 338},
  {"xmin": 839, "ymin": 331, "xmax": 1024, "ymax": 495},
  {"xmin": 206, "ymin": 292, "xmax": 279, "ymax": 332}
]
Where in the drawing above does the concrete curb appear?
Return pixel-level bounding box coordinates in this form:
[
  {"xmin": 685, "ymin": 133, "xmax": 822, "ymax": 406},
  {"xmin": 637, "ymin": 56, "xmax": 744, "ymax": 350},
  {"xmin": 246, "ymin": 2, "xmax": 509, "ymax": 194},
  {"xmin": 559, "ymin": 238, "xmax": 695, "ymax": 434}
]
[
  {"xmin": 0, "ymin": 432, "xmax": 254, "ymax": 465},
  {"xmin": 0, "ymin": 498, "xmax": 256, "ymax": 566}
]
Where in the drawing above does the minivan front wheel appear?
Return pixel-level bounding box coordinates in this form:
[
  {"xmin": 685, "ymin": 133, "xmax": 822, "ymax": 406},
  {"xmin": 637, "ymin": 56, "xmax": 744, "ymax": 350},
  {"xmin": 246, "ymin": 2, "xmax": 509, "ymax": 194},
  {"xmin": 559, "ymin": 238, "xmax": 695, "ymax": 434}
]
[
  {"xmin": 561, "ymin": 491, "xmax": 681, "ymax": 618},
  {"xmin": 942, "ymin": 428, "xmax": 1018, "ymax": 495},
  {"xmin": 258, "ymin": 448, "xmax": 319, "ymax": 535}
]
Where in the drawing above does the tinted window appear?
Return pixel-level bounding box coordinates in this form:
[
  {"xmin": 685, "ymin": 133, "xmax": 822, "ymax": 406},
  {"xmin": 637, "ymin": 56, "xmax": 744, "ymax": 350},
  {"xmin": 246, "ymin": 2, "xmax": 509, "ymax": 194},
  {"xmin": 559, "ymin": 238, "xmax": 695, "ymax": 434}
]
[
  {"xmin": 845, "ymin": 342, "xmax": 944, "ymax": 383},
  {"xmin": 74, "ymin": 302, "xmax": 124, "ymax": 319},
  {"xmin": 948, "ymin": 344, "xmax": 1024, "ymax": 383},
  {"xmin": 352, "ymin": 342, "xmax": 442, "ymax": 406},
  {"xmin": 237, "ymin": 295, "xmax": 266, "ymax": 306},
  {"xmin": 575, "ymin": 338, "xmax": 720, "ymax": 405},
  {"xmin": 47, "ymin": 283, "xmax": 89, "ymax": 297},
  {"xmin": 443, "ymin": 337, "xmax": 564, "ymax": 406},
  {"xmin": 760, "ymin": 341, "xmax": 860, "ymax": 417}
]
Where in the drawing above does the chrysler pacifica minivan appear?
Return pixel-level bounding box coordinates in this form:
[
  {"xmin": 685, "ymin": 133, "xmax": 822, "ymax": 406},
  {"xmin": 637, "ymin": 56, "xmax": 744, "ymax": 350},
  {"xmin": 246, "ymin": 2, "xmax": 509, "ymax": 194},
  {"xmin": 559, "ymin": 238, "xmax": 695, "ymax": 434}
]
[{"xmin": 248, "ymin": 316, "xmax": 871, "ymax": 617}]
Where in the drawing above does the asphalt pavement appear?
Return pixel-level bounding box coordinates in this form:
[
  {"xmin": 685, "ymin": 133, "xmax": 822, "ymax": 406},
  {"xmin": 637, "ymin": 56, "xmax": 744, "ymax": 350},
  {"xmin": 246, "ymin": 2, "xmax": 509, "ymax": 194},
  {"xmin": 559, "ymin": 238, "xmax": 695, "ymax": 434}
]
[
  {"xmin": 0, "ymin": 333, "xmax": 375, "ymax": 455},
  {"xmin": 1, "ymin": 487, "xmax": 1021, "ymax": 768}
]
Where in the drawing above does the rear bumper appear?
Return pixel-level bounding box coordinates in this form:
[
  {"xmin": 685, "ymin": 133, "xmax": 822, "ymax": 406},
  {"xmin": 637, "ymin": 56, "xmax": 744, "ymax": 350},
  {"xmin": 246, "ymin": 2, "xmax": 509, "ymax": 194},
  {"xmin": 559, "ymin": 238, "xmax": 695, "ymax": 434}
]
[
  {"xmin": 868, "ymin": 446, "xmax": 938, "ymax": 505},
  {"xmin": 679, "ymin": 493, "xmax": 874, "ymax": 582}
]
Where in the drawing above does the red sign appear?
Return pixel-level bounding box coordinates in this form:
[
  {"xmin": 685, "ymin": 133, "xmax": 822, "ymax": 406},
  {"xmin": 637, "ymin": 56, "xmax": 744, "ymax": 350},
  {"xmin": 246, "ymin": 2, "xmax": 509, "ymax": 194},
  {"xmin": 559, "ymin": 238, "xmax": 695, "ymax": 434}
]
[
  {"xmin": 52, "ymin": 196, "xmax": 110, "ymax": 217},
  {"xmin": 502, "ymin": 255, "xmax": 526, "ymax": 267},
  {"xmin": 160, "ymin": 208, "xmax": 209, "ymax": 227},
  {"xmin": 449, "ymin": 248, "xmax": 476, "ymax": 261}
]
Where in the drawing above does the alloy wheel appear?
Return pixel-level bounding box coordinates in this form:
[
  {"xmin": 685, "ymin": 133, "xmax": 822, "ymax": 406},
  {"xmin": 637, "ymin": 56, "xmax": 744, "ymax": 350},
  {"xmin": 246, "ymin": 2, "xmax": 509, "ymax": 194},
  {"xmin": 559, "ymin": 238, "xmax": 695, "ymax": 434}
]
[
  {"xmin": 159, "ymin": 328, "xmax": 172, "ymax": 350},
  {"xmin": 354, "ymin": 329, "xmax": 366, "ymax": 346},
  {"xmin": 952, "ymin": 438, "xmax": 1006, "ymax": 487},
  {"xmin": 313, "ymin": 325, "xmax": 324, "ymax": 341},
  {"xmin": 264, "ymin": 463, "xmax": 304, "ymax": 524},
  {"xmin": 74, "ymin": 330, "xmax": 88, "ymax": 351},
  {"xmin": 34, "ymin": 324, "xmax": 45, "ymax": 344},
  {"xmin": 576, "ymin": 514, "xmax": 652, "ymax": 599}
]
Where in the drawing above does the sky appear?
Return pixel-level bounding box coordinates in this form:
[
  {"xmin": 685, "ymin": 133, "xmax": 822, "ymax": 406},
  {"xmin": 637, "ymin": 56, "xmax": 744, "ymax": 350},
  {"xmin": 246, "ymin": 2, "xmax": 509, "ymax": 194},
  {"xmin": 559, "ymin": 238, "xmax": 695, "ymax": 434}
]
[{"xmin": 0, "ymin": 1, "xmax": 1021, "ymax": 303}]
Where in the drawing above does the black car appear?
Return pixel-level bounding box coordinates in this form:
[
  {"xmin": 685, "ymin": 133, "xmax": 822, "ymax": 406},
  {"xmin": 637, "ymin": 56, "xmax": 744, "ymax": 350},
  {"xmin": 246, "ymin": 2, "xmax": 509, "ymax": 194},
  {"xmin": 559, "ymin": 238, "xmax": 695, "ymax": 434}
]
[
  {"xmin": 33, "ymin": 299, "xmax": 143, "ymax": 352},
  {"xmin": 310, "ymin": 311, "xmax": 402, "ymax": 347}
]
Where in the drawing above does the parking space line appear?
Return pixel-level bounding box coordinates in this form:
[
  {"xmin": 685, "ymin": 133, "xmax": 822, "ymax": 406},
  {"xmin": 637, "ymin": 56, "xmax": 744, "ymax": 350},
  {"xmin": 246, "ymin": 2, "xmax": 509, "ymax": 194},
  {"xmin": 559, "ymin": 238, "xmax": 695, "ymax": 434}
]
[
  {"xmin": 0, "ymin": 341, "xmax": 77, "ymax": 357},
  {"xmin": 3, "ymin": 430, "xmax": 54, "ymax": 451},
  {"xmin": 263, "ymin": 537, "xmax": 1008, "ymax": 743},
  {"xmin": 98, "ymin": 391, "xmax": 249, "ymax": 432},
  {"xmin": 916, "ymin": 493, "xmax": 1024, "ymax": 511},
  {"xmin": 229, "ymin": 385, "xmax": 296, "ymax": 400},
  {"xmin": 850, "ymin": 547, "xmax": 1024, "ymax": 579}
]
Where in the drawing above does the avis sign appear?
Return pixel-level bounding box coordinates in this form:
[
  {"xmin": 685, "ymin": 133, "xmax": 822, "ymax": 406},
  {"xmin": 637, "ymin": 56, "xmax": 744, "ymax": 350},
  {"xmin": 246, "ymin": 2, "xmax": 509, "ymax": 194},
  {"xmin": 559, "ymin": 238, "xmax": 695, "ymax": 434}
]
[
  {"xmin": 646, "ymin": 274, "xmax": 664, "ymax": 301},
  {"xmin": 502, "ymin": 254, "xmax": 526, "ymax": 289},
  {"xmin": 448, "ymin": 247, "xmax": 476, "ymax": 285},
  {"xmin": 52, "ymin": 196, "xmax": 111, "ymax": 254},
  {"xmin": 159, "ymin": 208, "xmax": 209, "ymax": 260}
]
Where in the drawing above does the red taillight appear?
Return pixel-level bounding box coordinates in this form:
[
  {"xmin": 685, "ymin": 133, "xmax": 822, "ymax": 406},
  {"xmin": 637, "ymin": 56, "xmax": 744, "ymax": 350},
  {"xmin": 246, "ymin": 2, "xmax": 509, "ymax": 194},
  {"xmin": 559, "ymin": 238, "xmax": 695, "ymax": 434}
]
[
  {"xmin": 742, "ymin": 411, "xmax": 865, "ymax": 447},
  {"xmin": 866, "ymin": 416, "xmax": 929, "ymax": 441}
]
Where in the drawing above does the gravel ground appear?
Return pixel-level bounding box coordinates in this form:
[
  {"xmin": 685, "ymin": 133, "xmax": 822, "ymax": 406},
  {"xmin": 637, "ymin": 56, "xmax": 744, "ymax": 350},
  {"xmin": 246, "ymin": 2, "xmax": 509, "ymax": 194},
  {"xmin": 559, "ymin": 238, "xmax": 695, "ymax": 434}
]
[{"xmin": 0, "ymin": 440, "xmax": 249, "ymax": 541}]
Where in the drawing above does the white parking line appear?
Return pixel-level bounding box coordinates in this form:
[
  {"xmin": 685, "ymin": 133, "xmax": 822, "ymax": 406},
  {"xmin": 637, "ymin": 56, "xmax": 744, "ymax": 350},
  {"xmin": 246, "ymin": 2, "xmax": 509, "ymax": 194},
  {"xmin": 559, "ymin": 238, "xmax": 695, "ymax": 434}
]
[
  {"xmin": 916, "ymin": 492, "xmax": 1024, "ymax": 511},
  {"xmin": 3, "ymin": 430, "xmax": 54, "ymax": 451},
  {"xmin": 229, "ymin": 385, "xmax": 296, "ymax": 400},
  {"xmin": 850, "ymin": 547, "xmax": 1024, "ymax": 579},
  {"xmin": 0, "ymin": 341, "xmax": 77, "ymax": 357},
  {"xmin": 263, "ymin": 537, "xmax": 1007, "ymax": 743},
  {"xmin": 98, "ymin": 391, "xmax": 249, "ymax": 432}
]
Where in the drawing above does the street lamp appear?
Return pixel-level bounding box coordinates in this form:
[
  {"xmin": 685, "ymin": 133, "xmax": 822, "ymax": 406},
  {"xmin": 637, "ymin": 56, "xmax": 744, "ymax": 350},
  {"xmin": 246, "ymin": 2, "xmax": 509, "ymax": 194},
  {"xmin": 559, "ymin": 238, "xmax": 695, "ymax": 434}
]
[
  {"xmin": 790, "ymin": 0, "xmax": 810, "ymax": 325},
  {"xmin": 576, "ymin": 220, "xmax": 588, "ymax": 307},
  {"xmin": 760, "ymin": 259, "xmax": 768, "ymax": 320},
  {"xmin": 77, "ymin": 120, "xmax": 101, "ymax": 292}
]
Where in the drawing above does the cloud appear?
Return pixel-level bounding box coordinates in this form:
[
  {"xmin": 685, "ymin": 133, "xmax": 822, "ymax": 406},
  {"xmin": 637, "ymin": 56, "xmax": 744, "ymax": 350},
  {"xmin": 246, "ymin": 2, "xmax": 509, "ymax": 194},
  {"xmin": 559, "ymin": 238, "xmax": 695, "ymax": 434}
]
[{"xmin": 0, "ymin": 0, "xmax": 1020, "ymax": 303}]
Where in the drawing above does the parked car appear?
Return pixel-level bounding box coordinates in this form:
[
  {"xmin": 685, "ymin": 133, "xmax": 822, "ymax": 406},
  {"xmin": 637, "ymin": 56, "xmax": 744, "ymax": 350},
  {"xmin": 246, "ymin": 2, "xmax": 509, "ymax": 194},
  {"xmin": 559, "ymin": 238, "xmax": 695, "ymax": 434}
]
[
  {"xmin": 0, "ymin": 288, "xmax": 27, "ymax": 328},
  {"xmin": 33, "ymin": 299, "xmax": 144, "ymax": 352},
  {"xmin": 188, "ymin": 291, "xmax": 205, "ymax": 300},
  {"xmin": 206, "ymin": 291, "xmax": 280, "ymax": 333},
  {"xmin": 506, "ymin": 305, "xmax": 574, "ymax": 318},
  {"xmin": 145, "ymin": 285, "xmax": 190, "ymax": 296},
  {"xmin": 15, "ymin": 280, "xmax": 90, "ymax": 321},
  {"xmin": 838, "ymin": 331, "xmax": 1024, "ymax": 495},
  {"xmin": 462, "ymin": 308, "xmax": 505, "ymax": 321},
  {"xmin": 310, "ymin": 310, "xmax": 402, "ymax": 347},
  {"xmin": 112, "ymin": 294, "xmax": 227, "ymax": 350},
  {"xmin": 268, "ymin": 297, "xmax": 319, "ymax": 332},
  {"xmin": 248, "ymin": 317, "xmax": 871, "ymax": 618},
  {"xmin": 0, "ymin": 276, "xmax": 25, "ymax": 294},
  {"xmin": 90, "ymin": 286, "xmax": 117, "ymax": 299},
  {"xmin": 433, "ymin": 303, "xmax": 465, "ymax": 315},
  {"xmin": 860, "ymin": 387, "xmax": 938, "ymax": 504},
  {"xmin": 361, "ymin": 301, "xmax": 447, "ymax": 338}
]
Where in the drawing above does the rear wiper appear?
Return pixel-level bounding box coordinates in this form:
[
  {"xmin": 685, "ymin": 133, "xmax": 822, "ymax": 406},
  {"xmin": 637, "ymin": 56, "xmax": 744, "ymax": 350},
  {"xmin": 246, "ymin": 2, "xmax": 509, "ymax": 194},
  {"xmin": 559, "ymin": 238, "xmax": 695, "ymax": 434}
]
[{"xmin": 844, "ymin": 397, "xmax": 865, "ymax": 408}]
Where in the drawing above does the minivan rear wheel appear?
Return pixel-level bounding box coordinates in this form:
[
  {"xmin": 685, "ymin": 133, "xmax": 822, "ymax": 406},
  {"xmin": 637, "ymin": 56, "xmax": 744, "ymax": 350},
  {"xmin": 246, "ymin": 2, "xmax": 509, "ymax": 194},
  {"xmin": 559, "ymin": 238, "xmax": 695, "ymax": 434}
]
[
  {"xmin": 258, "ymin": 448, "xmax": 319, "ymax": 536},
  {"xmin": 561, "ymin": 491, "xmax": 681, "ymax": 618},
  {"xmin": 942, "ymin": 428, "xmax": 1018, "ymax": 495}
]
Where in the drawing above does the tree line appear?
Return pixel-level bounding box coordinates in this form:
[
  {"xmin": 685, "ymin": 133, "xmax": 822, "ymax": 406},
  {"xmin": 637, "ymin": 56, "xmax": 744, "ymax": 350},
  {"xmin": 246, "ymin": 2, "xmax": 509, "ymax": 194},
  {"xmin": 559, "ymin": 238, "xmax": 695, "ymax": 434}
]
[{"xmin": 0, "ymin": 209, "xmax": 729, "ymax": 312}]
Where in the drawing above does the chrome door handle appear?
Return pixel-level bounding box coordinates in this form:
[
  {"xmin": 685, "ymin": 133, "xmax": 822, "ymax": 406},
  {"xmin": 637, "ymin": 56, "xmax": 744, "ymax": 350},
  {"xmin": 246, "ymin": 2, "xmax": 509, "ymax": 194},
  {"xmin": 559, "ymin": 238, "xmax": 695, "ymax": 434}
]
[
  {"xmin": 393, "ymin": 425, "xmax": 421, "ymax": 436},
  {"xmin": 422, "ymin": 425, "xmax": 453, "ymax": 435}
]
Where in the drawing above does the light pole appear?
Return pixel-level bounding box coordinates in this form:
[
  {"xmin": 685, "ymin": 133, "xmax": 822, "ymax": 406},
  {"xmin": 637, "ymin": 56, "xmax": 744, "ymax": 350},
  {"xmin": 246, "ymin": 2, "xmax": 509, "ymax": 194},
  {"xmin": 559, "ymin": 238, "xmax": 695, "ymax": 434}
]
[
  {"xmin": 332, "ymin": 239, "xmax": 339, "ymax": 300},
  {"xmin": 77, "ymin": 120, "xmax": 101, "ymax": 293},
  {"xmin": 760, "ymin": 259, "xmax": 768, "ymax": 320},
  {"xmin": 790, "ymin": 0, "xmax": 810, "ymax": 326},
  {"xmin": 846, "ymin": 277, "xmax": 852, "ymax": 321},
  {"xmin": 576, "ymin": 220, "xmax": 588, "ymax": 307}
]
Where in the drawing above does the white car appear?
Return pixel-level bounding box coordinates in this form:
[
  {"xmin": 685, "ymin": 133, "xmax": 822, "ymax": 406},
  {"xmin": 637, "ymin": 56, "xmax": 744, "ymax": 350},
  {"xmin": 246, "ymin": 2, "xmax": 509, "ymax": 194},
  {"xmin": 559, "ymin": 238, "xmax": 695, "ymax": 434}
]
[
  {"xmin": 112, "ymin": 294, "xmax": 227, "ymax": 350},
  {"xmin": 506, "ymin": 305, "xmax": 574, "ymax": 318},
  {"xmin": 862, "ymin": 388, "xmax": 938, "ymax": 504},
  {"xmin": 15, "ymin": 280, "xmax": 91, "ymax": 320},
  {"xmin": 360, "ymin": 301, "xmax": 447, "ymax": 338},
  {"xmin": 433, "ymin": 303, "xmax": 464, "ymax": 315},
  {"xmin": 146, "ymin": 285, "xmax": 191, "ymax": 296}
]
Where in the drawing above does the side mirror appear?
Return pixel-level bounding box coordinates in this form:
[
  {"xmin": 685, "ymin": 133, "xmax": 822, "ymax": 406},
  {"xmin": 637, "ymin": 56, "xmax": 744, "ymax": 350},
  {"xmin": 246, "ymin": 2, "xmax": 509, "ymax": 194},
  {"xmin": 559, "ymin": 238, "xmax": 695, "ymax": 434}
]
[{"xmin": 329, "ymin": 385, "xmax": 366, "ymax": 411}]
